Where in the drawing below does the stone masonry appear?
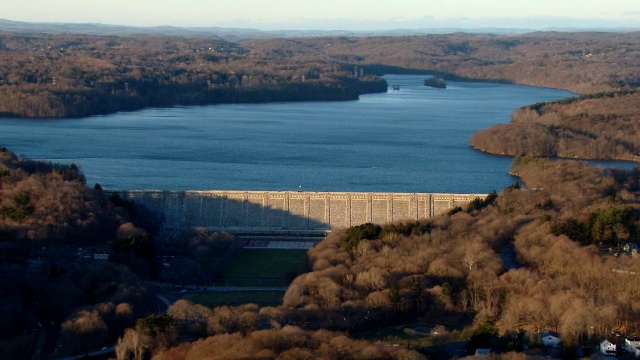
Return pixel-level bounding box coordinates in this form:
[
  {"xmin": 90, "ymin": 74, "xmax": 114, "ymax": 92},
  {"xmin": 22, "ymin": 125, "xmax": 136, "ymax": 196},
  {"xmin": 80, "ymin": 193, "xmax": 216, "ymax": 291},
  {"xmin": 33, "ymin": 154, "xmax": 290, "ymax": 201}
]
[{"xmin": 116, "ymin": 190, "xmax": 485, "ymax": 233}]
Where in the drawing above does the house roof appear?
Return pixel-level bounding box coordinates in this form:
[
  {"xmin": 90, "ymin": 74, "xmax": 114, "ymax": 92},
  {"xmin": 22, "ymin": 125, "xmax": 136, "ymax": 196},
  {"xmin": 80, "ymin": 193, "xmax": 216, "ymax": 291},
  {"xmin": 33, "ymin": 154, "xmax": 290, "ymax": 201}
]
[
  {"xmin": 541, "ymin": 331, "xmax": 560, "ymax": 338},
  {"xmin": 475, "ymin": 349, "xmax": 491, "ymax": 355}
]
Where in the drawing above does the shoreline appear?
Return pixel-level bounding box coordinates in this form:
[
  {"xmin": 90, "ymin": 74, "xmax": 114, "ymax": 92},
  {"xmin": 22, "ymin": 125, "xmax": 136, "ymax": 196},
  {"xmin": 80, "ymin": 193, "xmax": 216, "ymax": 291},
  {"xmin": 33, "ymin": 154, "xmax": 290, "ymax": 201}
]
[{"xmin": 469, "ymin": 144, "xmax": 640, "ymax": 165}]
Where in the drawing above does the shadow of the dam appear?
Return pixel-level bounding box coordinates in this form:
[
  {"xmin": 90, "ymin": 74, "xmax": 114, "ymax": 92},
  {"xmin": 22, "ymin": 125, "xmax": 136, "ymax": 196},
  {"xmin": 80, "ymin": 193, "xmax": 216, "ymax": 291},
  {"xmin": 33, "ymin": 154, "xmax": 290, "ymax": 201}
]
[{"xmin": 115, "ymin": 190, "xmax": 484, "ymax": 234}]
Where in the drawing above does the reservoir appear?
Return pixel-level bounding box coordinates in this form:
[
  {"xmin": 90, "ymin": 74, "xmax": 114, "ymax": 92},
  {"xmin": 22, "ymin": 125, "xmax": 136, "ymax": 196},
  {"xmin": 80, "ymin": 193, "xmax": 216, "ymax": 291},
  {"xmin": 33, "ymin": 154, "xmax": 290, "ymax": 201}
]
[{"xmin": 0, "ymin": 75, "xmax": 576, "ymax": 193}]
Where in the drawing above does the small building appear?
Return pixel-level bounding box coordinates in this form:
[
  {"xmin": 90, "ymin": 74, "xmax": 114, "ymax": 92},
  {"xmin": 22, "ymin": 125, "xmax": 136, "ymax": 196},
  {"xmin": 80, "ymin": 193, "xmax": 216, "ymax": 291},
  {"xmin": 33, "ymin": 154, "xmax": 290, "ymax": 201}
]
[
  {"xmin": 540, "ymin": 331, "xmax": 561, "ymax": 347},
  {"xmin": 623, "ymin": 243, "xmax": 638, "ymax": 253},
  {"xmin": 93, "ymin": 252, "xmax": 110, "ymax": 260},
  {"xmin": 625, "ymin": 338, "xmax": 640, "ymax": 357},
  {"xmin": 475, "ymin": 349, "xmax": 491, "ymax": 356},
  {"xmin": 600, "ymin": 340, "xmax": 616, "ymax": 356}
]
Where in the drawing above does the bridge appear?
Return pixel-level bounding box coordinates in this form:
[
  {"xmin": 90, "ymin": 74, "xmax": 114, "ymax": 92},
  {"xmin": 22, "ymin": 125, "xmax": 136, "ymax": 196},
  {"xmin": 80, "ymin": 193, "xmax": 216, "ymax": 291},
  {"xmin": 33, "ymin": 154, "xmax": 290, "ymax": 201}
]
[{"xmin": 116, "ymin": 190, "xmax": 484, "ymax": 234}]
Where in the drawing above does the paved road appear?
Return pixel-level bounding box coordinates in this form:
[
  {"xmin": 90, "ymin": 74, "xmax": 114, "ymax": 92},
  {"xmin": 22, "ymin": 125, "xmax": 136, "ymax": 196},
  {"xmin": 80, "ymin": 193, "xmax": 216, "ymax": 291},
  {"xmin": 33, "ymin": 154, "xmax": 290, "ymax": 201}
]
[
  {"xmin": 198, "ymin": 286, "xmax": 288, "ymax": 291},
  {"xmin": 243, "ymin": 240, "xmax": 317, "ymax": 249},
  {"xmin": 155, "ymin": 294, "xmax": 173, "ymax": 313},
  {"xmin": 148, "ymin": 281, "xmax": 287, "ymax": 292},
  {"xmin": 56, "ymin": 346, "xmax": 114, "ymax": 360},
  {"xmin": 500, "ymin": 244, "xmax": 521, "ymax": 270}
]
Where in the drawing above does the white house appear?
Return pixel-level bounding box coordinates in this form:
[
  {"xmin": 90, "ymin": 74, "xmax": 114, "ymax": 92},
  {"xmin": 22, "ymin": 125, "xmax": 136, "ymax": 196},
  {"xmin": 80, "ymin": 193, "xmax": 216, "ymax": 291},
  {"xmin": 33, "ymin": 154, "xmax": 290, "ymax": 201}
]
[
  {"xmin": 540, "ymin": 331, "xmax": 561, "ymax": 347},
  {"xmin": 623, "ymin": 243, "xmax": 638, "ymax": 253},
  {"xmin": 625, "ymin": 338, "xmax": 640, "ymax": 357},
  {"xmin": 475, "ymin": 349, "xmax": 491, "ymax": 356},
  {"xmin": 93, "ymin": 252, "xmax": 109, "ymax": 260},
  {"xmin": 600, "ymin": 340, "xmax": 617, "ymax": 356}
]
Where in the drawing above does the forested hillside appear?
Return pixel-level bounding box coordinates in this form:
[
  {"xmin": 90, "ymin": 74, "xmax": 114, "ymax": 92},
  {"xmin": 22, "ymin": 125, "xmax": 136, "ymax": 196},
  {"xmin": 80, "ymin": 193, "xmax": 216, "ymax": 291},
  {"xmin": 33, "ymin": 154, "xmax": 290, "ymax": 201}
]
[
  {"xmin": 107, "ymin": 158, "xmax": 640, "ymax": 359},
  {"xmin": 1, "ymin": 147, "xmax": 120, "ymax": 241},
  {"xmin": 0, "ymin": 33, "xmax": 386, "ymax": 117},
  {"xmin": 469, "ymin": 90, "xmax": 640, "ymax": 161},
  {"xmin": 0, "ymin": 147, "xmax": 158, "ymax": 356},
  {"xmin": 0, "ymin": 31, "xmax": 639, "ymax": 117},
  {"xmin": 244, "ymin": 32, "xmax": 640, "ymax": 93},
  {"xmin": 2, "ymin": 28, "xmax": 640, "ymax": 359},
  {"xmin": 3, "ymin": 140, "xmax": 638, "ymax": 358}
]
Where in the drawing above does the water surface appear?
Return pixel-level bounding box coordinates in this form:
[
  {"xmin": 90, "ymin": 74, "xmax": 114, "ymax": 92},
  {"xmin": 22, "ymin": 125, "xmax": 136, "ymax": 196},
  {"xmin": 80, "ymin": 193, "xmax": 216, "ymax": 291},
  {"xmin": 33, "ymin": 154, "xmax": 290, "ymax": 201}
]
[{"xmin": 0, "ymin": 75, "xmax": 578, "ymax": 193}]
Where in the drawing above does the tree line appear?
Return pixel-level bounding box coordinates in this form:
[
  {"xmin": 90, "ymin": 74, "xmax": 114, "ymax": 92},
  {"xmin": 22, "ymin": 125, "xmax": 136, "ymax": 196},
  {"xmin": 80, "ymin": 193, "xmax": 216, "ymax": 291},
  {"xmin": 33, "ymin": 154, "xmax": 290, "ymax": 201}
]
[
  {"xmin": 1, "ymin": 31, "xmax": 639, "ymax": 118},
  {"xmin": 0, "ymin": 147, "xmax": 160, "ymax": 356},
  {"xmin": 104, "ymin": 157, "xmax": 639, "ymax": 359},
  {"xmin": 2, "ymin": 146, "xmax": 639, "ymax": 358},
  {"xmin": 0, "ymin": 33, "xmax": 387, "ymax": 117},
  {"xmin": 245, "ymin": 32, "xmax": 640, "ymax": 94},
  {"xmin": 469, "ymin": 90, "xmax": 640, "ymax": 161}
]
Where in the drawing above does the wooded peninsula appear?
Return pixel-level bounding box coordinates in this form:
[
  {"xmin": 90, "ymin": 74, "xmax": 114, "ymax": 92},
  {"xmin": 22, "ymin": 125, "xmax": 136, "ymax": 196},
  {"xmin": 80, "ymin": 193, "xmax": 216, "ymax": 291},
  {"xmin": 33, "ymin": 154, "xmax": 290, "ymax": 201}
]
[
  {"xmin": 0, "ymin": 28, "xmax": 639, "ymax": 360},
  {"xmin": 0, "ymin": 31, "xmax": 639, "ymax": 117}
]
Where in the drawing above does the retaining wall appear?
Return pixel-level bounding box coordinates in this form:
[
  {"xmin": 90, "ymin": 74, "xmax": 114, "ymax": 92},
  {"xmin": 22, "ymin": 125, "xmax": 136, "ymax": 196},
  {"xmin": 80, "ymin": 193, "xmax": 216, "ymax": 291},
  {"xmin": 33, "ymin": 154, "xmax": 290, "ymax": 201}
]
[{"xmin": 116, "ymin": 190, "xmax": 485, "ymax": 233}]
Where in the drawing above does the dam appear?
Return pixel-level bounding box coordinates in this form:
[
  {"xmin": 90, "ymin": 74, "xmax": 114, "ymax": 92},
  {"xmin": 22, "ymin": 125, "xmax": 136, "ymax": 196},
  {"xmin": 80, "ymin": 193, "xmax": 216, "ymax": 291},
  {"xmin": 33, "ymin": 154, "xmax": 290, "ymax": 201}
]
[{"xmin": 117, "ymin": 190, "xmax": 485, "ymax": 233}]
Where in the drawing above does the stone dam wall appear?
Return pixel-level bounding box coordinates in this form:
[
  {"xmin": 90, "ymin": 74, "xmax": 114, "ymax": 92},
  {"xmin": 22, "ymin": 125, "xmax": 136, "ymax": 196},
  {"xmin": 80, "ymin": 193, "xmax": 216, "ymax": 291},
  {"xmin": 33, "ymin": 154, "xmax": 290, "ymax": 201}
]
[{"xmin": 116, "ymin": 190, "xmax": 485, "ymax": 233}]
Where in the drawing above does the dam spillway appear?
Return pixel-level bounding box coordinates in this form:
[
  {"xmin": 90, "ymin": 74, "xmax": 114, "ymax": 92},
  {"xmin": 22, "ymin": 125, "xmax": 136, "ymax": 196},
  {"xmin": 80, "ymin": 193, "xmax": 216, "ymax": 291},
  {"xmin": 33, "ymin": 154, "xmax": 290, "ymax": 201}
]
[{"xmin": 116, "ymin": 190, "xmax": 485, "ymax": 233}]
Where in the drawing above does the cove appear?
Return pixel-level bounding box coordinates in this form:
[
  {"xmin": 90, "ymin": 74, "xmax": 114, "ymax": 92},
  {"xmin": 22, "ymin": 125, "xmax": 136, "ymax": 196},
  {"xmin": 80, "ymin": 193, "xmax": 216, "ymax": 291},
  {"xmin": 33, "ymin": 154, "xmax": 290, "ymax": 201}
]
[{"xmin": 0, "ymin": 75, "xmax": 576, "ymax": 194}]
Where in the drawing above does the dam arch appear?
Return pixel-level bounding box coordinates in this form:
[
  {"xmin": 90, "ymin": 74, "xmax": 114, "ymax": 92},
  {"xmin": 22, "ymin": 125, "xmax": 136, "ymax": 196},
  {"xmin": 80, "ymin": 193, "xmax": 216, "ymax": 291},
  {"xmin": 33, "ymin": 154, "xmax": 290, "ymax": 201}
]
[{"xmin": 116, "ymin": 190, "xmax": 485, "ymax": 233}]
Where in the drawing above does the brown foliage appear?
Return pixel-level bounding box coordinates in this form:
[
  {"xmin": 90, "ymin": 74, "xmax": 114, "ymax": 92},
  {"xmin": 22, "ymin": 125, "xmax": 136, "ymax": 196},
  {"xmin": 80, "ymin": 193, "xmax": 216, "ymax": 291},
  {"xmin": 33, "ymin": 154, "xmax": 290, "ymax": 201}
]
[
  {"xmin": 470, "ymin": 91, "xmax": 640, "ymax": 161},
  {"xmin": 145, "ymin": 186, "xmax": 632, "ymax": 358},
  {"xmin": 152, "ymin": 326, "xmax": 425, "ymax": 360},
  {"xmin": 0, "ymin": 149, "xmax": 154, "ymax": 351},
  {"xmin": 275, "ymin": 158, "xmax": 640, "ymax": 343},
  {"xmin": 0, "ymin": 33, "xmax": 386, "ymax": 118},
  {"xmin": 0, "ymin": 148, "xmax": 143, "ymax": 243},
  {"xmin": 1, "ymin": 31, "xmax": 639, "ymax": 117},
  {"xmin": 246, "ymin": 32, "xmax": 640, "ymax": 93}
]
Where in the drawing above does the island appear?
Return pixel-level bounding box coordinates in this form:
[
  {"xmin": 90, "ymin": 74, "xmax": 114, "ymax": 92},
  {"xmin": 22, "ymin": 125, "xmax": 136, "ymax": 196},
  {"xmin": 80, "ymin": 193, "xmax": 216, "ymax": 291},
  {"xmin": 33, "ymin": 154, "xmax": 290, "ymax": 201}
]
[
  {"xmin": 0, "ymin": 31, "xmax": 638, "ymax": 118},
  {"xmin": 1, "ymin": 22, "xmax": 640, "ymax": 360},
  {"xmin": 424, "ymin": 76, "xmax": 447, "ymax": 88}
]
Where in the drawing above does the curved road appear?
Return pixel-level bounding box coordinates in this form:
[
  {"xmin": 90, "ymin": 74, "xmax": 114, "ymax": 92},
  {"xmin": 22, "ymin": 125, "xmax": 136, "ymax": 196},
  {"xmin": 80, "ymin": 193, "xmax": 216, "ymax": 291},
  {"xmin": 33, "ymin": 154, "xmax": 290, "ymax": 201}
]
[{"xmin": 500, "ymin": 244, "xmax": 521, "ymax": 270}]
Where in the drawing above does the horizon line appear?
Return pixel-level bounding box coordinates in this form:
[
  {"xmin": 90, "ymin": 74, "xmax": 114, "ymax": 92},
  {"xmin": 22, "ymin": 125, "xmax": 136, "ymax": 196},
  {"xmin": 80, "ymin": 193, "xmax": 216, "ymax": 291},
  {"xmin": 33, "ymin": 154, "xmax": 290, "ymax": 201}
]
[{"xmin": 1, "ymin": 17, "xmax": 639, "ymax": 35}]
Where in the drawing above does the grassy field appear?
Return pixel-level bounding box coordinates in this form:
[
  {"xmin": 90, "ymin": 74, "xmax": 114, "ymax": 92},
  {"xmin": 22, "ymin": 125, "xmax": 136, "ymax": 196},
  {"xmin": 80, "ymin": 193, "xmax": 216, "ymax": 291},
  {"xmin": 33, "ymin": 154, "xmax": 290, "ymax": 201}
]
[
  {"xmin": 181, "ymin": 290, "xmax": 286, "ymax": 308},
  {"xmin": 355, "ymin": 323, "xmax": 431, "ymax": 341},
  {"xmin": 219, "ymin": 248, "xmax": 308, "ymax": 286},
  {"xmin": 173, "ymin": 249, "xmax": 308, "ymax": 306}
]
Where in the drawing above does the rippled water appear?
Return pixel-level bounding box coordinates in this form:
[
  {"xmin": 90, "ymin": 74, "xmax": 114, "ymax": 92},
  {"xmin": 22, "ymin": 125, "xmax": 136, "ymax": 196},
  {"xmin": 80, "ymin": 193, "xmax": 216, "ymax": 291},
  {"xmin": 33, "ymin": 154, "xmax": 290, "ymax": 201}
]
[{"xmin": 0, "ymin": 75, "xmax": 581, "ymax": 193}]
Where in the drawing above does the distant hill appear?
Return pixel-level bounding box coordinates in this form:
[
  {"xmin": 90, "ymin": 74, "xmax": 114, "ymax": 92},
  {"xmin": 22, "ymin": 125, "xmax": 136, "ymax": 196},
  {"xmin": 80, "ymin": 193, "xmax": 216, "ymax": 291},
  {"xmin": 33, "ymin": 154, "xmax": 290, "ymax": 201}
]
[
  {"xmin": 0, "ymin": 29, "xmax": 638, "ymax": 118},
  {"xmin": 0, "ymin": 18, "xmax": 361, "ymax": 41},
  {"xmin": 6, "ymin": 18, "xmax": 632, "ymax": 41},
  {"xmin": 0, "ymin": 18, "xmax": 265, "ymax": 41}
]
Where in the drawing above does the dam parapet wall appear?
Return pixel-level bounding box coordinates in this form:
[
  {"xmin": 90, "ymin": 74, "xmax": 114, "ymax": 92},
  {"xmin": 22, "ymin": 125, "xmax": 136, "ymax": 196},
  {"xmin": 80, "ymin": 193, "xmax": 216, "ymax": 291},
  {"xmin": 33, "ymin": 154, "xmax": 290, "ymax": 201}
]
[{"xmin": 116, "ymin": 190, "xmax": 485, "ymax": 233}]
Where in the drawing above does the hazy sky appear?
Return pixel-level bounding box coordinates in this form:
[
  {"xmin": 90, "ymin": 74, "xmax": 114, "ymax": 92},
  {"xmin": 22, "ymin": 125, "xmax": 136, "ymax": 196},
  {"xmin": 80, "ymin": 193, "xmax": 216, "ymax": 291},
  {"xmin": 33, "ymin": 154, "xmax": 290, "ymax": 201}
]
[{"xmin": 4, "ymin": 0, "xmax": 640, "ymax": 30}]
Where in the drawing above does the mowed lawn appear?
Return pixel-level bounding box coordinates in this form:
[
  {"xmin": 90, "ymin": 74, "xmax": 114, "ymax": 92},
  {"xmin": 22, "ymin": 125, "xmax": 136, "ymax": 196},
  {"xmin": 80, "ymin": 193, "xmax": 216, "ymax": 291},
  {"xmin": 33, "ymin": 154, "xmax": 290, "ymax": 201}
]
[
  {"xmin": 220, "ymin": 248, "xmax": 309, "ymax": 281},
  {"xmin": 177, "ymin": 249, "xmax": 310, "ymax": 306},
  {"xmin": 182, "ymin": 290, "xmax": 286, "ymax": 308}
]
